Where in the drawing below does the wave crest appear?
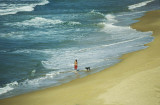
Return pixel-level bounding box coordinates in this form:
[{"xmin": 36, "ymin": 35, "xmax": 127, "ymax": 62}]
[
  {"xmin": 17, "ymin": 17, "xmax": 63, "ymax": 27},
  {"xmin": 6, "ymin": 17, "xmax": 81, "ymax": 28},
  {"xmin": 0, "ymin": 0, "xmax": 49, "ymax": 16},
  {"xmin": 89, "ymin": 10, "xmax": 105, "ymax": 17},
  {"xmin": 0, "ymin": 81, "xmax": 18, "ymax": 95},
  {"xmin": 105, "ymin": 14, "xmax": 118, "ymax": 23},
  {"xmin": 0, "ymin": 70, "xmax": 62, "ymax": 96},
  {"xmin": 128, "ymin": 0, "xmax": 154, "ymax": 10}
]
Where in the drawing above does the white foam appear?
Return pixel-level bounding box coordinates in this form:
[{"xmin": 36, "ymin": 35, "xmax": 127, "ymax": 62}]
[
  {"xmin": 101, "ymin": 14, "xmax": 142, "ymax": 35},
  {"xmin": 101, "ymin": 13, "xmax": 153, "ymax": 34},
  {"xmin": 100, "ymin": 20, "xmax": 153, "ymax": 42},
  {"xmin": 45, "ymin": 71, "xmax": 61, "ymax": 78},
  {"xmin": 41, "ymin": 55, "xmax": 74, "ymax": 70},
  {"xmin": 41, "ymin": 43, "xmax": 125, "ymax": 71},
  {"xmin": 128, "ymin": 0, "xmax": 154, "ymax": 10},
  {"xmin": 90, "ymin": 10, "xmax": 105, "ymax": 17},
  {"xmin": 12, "ymin": 49, "xmax": 32, "ymax": 54},
  {"xmin": 0, "ymin": 0, "xmax": 49, "ymax": 15},
  {"xmin": 21, "ymin": 71, "xmax": 61, "ymax": 87},
  {"xmin": 98, "ymin": 22, "xmax": 129, "ymax": 34},
  {"xmin": 31, "ymin": 70, "xmax": 36, "ymax": 77},
  {"xmin": 67, "ymin": 21, "xmax": 81, "ymax": 25},
  {"xmin": 0, "ymin": 81, "xmax": 18, "ymax": 95},
  {"xmin": 0, "ymin": 31, "xmax": 25, "ymax": 39},
  {"xmin": 105, "ymin": 14, "xmax": 118, "ymax": 23},
  {"xmin": 12, "ymin": 17, "xmax": 63, "ymax": 27},
  {"xmin": 102, "ymin": 36, "xmax": 151, "ymax": 47},
  {"xmin": 98, "ymin": 14, "xmax": 121, "ymax": 32},
  {"xmin": 0, "ymin": 30, "xmax": 51, "ymax": 39},
  {"xmin": 117, "ymin": 11, "xmax": 146, "ymax": 17},
  {"xmin": 6, "ymin": 17, "xmax": 81, "ymax": 28},
  {"xmin": 11, "ymin": 49, "xmax": 55, "ymax": 54},
  {"xmin": 0, "ymin": 50, "xmax": 7, "ymax": 53},
  {"xmin": 0, "ymin": 70, "xmax": 61, "ymax": 95}
]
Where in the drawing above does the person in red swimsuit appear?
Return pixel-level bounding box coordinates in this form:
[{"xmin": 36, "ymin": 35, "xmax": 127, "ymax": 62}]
[{"xmin": 74, "ymin": 59, "xmax": 78, "ymax": 70}]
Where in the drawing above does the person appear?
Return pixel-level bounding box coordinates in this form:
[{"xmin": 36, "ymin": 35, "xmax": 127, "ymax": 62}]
[{"xmin": 74, "ymin": 59, "xmax": 78, "ymax": 70}]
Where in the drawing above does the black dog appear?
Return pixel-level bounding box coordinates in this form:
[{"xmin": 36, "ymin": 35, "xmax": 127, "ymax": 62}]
[{"xmin": 85, "ymin": 67, "xmax": 90, "ymax": 71}]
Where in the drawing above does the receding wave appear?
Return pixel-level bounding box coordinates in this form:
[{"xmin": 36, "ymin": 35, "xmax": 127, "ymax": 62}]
[
  {"xmin": 128, "ymin": 0, "xmax": 154, "ymax": 10},
  {"xmin": 117, "ymin": 11, "xmax": 146, "ymax": 16},
  {"xmin": 0, "ymin": 0, "xmax": 49, "ymax": 15},
  {"xmin": 102, "ymin": 36, "xmax": 152, "ymax": 47},
  {"xmin": 0, "ymin": 70, "xmax": 70, "ymax": 96}
]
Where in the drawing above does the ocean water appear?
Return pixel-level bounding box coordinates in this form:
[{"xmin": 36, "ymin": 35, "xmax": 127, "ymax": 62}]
[{"xmin": 0, "ymin": 0, "xmax": 160, "ymax": 99}]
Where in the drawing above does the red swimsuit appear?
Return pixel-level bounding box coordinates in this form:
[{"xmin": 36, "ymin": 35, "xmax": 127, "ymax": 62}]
[
  {"xmin": 74, "ymin": 61, "xmax": 78, "ymax": 70},
  {"xmin": 74, "ymin": 65, "xmax": 78, "ymax": 70}
]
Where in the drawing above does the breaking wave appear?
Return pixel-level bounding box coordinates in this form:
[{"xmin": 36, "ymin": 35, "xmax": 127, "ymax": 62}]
[
  {"xmin": 0, "ymin": 81, "xmax": 18, "ymax": 95},
  {"xmin": 0, "ymin": 0, "xmax": 49, "ymax": 15},
  {"xmin": 6, "ymin": 17, "xmax": 81, "ymax": 28},
  {"xmin": 128, "ymin": 0, "xmax": 154, "ymax": 10}
]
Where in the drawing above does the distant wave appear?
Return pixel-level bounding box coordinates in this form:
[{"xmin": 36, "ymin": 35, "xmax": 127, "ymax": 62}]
[
  {"xmin": 128, "ymin": 0, "xmax": 154, "ymax": 10},
  {"xmin": 6, "ymin": 17, "xmax": 81, "ymax": 28},
  {"xmin": 89, "ymin": 10, "xmax": 105, "ymax": 17},
  {"xmin": 64, "ymin": 21, "xmax": 81, "ymax": 26},
  {"xmin": 0, "ymin": 0, "xmax": 49, "ymax": 15},
  {"xmin": 0, "ymin": 50, "xmax": 7, "ymax": 53},
  {"xmin": 13, "ymin": 17, "xmax": 63, "ymax": 27},
  {"xmin": 11, "ymin": 49, "xmax": 54, "ymax": 54}
]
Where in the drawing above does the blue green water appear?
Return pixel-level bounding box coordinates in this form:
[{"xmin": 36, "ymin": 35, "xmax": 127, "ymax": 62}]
[{"xmin": 0, "ymin": 0, "xmax": 159, "ymax": 99}]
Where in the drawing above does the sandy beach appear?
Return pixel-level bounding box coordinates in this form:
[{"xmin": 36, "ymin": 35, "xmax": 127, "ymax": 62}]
[{"xmin": 0, "ymin": 10, "xmax": 160, "ymax": 105}]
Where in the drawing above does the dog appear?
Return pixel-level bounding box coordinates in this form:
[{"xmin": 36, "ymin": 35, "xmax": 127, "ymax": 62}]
[{"xmin": 85, "ymin": 67, "xmax": 90, "ymax": 71}]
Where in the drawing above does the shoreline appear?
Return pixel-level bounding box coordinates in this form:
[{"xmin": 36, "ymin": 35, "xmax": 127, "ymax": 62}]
[{"xmin": 1, "ymin": 10, "xmax": 160, "ymax": 105}]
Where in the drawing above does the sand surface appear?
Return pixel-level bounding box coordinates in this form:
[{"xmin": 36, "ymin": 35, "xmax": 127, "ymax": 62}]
[{"xmin": 0, "ymin": 10, "xmax": 160, "ymax": 105}]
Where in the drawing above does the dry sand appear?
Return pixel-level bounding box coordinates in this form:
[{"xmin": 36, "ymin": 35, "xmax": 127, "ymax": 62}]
[{"xmin": 0, "ymin": 10, "xmax": 160, "ymax": 105}]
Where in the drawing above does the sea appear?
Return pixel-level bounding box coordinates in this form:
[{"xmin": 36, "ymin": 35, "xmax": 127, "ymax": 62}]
[{"xmin": 0, "ymin": 0, "xmax": 160, "ymax": 99}]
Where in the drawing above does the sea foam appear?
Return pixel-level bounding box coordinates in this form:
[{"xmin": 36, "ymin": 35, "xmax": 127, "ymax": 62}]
[
  {"xmin": 90, "ymin": 10, "xmax": 105, "ymax": 17},
  {"xmin": 0, "ymin": 70, "xmax": 61, "ymax": 96},
  {"xmin": 16, "ymin": 17, "xmax": 63, "ymax": 27},
  {"xmin": 99, "ymin": 14, "xmax": 128, "ymax": 33},
  {"xmin": 6, "ymin": 17, "xmax": 81, "ymax": 28},
  {"xmin": 100, "ymin": 13, "xmax": 153, "ymax": 40},
  {"xmin": 0, "ymin": 81, "xmax": 18, "ymax": 95},
  {"xmin": 105, "ymin": 14, "xmax": 118, "ymax": 23}
]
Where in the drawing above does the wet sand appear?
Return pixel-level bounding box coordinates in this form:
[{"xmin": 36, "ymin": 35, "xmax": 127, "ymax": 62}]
[{"xmin": 0, "ymin": 10, "xmax": 160, "ymax": 105}]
